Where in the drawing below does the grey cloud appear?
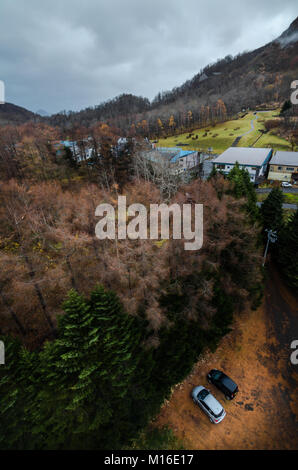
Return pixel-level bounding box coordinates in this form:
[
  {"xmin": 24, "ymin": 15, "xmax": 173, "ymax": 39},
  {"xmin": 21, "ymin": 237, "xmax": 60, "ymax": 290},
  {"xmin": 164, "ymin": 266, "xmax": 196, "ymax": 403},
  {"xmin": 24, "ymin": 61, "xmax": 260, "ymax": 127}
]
[{"xmin": 0, "ymin": 0, "xmax": 297, "ymax": 113}]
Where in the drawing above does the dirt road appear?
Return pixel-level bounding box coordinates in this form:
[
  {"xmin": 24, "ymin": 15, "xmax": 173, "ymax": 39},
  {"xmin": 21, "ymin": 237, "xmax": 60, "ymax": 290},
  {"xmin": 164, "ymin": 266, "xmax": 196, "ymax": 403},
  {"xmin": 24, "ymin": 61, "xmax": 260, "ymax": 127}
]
[{"xmin": 155, "ymin": 266, "xmax": 298, "ymax": 449}]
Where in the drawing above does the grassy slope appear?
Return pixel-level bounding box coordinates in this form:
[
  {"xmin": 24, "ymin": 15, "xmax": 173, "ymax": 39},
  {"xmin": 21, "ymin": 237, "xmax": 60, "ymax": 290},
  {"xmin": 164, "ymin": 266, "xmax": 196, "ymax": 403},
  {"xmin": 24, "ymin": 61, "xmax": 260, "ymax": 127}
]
[{"xmin": 156, "ymin": 110, "xmax": 292, "ymax": 155}]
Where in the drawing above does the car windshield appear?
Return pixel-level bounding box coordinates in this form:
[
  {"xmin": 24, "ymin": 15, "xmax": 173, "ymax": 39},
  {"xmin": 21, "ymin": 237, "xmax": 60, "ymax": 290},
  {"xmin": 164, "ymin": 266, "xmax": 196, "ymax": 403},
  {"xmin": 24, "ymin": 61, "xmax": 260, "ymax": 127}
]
[
  {"xmin": 213, "ymin": 371, "xmax": 222, "ymax": 380},
  {"xmin": 198, "ymin": 389, "xmax": 209, "ymax": 400}
]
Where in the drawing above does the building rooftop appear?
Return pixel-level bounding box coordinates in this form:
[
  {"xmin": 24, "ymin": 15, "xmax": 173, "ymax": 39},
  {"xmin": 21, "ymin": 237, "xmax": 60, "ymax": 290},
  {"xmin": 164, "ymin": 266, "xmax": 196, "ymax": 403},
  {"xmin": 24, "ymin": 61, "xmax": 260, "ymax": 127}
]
[
  {"xmin": 60, "ymin": 140, "xmax": 77, "ymax": 147},
  {"xmin": 269, "ymin": 151, "xmax": 298, "ymax": 166},
  {"xmin": 155, "ymin": 147, "xmax": 196, "ymax": 163},
  {"xmin": 212, "ymin": 147, "xmax": 272, "ymax": 167}
]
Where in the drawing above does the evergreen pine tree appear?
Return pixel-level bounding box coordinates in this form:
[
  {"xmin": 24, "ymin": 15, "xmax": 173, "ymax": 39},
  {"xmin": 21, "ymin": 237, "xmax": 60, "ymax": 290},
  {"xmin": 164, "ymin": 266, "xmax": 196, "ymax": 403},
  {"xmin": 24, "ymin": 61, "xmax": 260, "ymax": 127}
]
[
  {"xmin": 0, "ymin": 286, "xmax": 148, "ymax": 450},
  {"xmin": 63, "ymin": 146, "xmax": 78, "ymax": 168},
  {"xmin": 278, "ymin": 210, "xmax": 298, "ymax": 291},
  {"xmin": 30, "ymin": 290, "xmax": 92, "ymax": 448},
  {"xmin": 0, "ymin": 336, "xmax": 38, "ymax": 449},
  {"xmin": 280, "ymin": 100, "xmax": 292, "ymax": 115},
  {"xmin": 228, "ymin": 162, "xmax": 259, "ymax": 222},
  {"xmin": 35, "ymin": 285, "xmax": 145, "ymax": 449},
  {"xmin": 114, "ymin": 138, "xmax": 134, "ymax": 190},
  {"xmin": 261, "ymin": 187, "xmax": 284, "ymax": 233}
]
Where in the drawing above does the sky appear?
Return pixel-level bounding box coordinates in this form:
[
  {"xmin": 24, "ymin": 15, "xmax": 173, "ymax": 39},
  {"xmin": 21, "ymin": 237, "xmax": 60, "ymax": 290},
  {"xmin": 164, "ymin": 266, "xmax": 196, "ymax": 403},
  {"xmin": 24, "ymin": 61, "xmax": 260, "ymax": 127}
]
[{"xmin": 0, "ymin": 0, "xmax": 297, "ymax": 114}]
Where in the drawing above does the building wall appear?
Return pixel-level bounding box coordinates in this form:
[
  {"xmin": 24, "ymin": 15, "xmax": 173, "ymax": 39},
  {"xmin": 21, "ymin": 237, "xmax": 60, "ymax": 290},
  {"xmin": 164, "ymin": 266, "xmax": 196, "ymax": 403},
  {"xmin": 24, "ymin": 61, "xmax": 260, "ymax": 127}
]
[
  {"xmin": 176, "ymin": 152, "xmax": 199, "ymax": 171},
  {"xmin": 270, "ymin": 164, "xmax": 298, "ymax": 172},
  {"xmin": 215, "ymin": 163, "xmax": 258, "ymax": 182},
  {"xmin": 268, "ymin": 164, "xmax": 298, "ymax": 181},
  {"xmin": 268, "ymin": 170, "xmax": 291, "ymax": 181}
]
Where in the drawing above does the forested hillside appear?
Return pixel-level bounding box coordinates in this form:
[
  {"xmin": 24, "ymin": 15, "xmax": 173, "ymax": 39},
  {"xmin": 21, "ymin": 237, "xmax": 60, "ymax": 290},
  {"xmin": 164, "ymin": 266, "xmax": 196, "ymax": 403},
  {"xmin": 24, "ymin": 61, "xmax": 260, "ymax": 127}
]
[
  {"xmin": 0, "ymin": 103, "xmax": 38, "ymax": 125},
  {"xmin": 0, "ymin": 14, "xmax": 297, "ymax": 451},
  {"xmin": 0, "ymin": 116, "xmax": 267, "ymax": 448},
  {"xmin": 2, "ymin": 18, "xmax": 298, "ymax": 137},
  {"xmin": 45, "ymin": 18, "xmax": 298, "ymax": 135}
]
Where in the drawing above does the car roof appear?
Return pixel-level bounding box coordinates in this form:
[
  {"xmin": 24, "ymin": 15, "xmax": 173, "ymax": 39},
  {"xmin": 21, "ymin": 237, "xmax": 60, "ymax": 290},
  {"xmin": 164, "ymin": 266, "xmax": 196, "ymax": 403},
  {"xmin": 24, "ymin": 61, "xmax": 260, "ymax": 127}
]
[
  {"xmin": 203, "ymin": 393, "xmax": 223, "ymax": 415},
  {"xmin": 221, "ymin": 375, "xmax": 238, "ymax": 392}
]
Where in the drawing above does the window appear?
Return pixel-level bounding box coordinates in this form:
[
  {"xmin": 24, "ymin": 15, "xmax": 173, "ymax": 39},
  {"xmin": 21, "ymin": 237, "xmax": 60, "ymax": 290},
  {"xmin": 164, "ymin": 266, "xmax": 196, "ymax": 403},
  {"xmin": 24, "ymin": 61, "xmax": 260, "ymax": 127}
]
[
  {"xmin": 286, "ymin": 167, "xmax": 294, "ymax": 171},
  {"xmin": 212, "ymin": 408, "xmax": 224, "ymax": 419},
  {"xmin": 198, "ymin": 389, "xmax": 209, "ymax": 400},
  {"xmin": 278, "ymin": 166, "xmax": 283, "ymax": 170},
  {"xmin": 213, "ymin": 371, "xmax": 222, "ymax": 381}
]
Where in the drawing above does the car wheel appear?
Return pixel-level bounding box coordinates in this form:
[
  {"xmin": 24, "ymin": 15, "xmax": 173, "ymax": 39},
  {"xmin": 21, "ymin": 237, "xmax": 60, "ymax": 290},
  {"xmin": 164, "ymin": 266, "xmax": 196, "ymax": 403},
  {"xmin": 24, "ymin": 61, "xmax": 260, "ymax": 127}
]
[
  {"xmin": 207, "ymin": 378, "xmax": 211, "ymax": 384},
  {"xmin": 225, "ymin": 396, "xmax": 231, "ymax": 400},
  {"xmin": 209, "ymin": 418, "xmax": 213, "ymax": 423}
]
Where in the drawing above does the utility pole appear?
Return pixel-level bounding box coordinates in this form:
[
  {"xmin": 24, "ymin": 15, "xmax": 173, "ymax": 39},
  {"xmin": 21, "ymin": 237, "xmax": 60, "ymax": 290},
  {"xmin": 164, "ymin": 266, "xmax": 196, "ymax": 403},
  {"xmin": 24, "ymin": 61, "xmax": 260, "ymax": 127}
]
[{"xmin": 262, "ymin": 229, "xmax": 278, "ymax": 267}]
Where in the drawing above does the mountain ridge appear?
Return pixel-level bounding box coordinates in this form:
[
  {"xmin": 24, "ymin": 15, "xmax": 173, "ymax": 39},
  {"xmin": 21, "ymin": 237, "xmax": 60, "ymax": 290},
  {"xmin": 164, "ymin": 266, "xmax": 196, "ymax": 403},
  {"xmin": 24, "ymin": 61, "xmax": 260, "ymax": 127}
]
[
  {"xmin": 47, "ymin": 16, "xmax": 298, "ymax": 131},
  {"xmin": 1, "ymin": 16, "xmax": 298, "ymax": 129},
  {"xmin": 0, "ymin": 102, "xmax": 38, "ymax": 125}
]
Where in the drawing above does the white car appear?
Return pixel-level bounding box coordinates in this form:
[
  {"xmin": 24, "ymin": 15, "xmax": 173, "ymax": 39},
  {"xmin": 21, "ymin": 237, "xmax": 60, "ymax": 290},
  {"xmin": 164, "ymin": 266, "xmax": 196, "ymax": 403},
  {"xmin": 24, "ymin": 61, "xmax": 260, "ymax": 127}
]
[
  {"xmin": 191, "ymin": 386, "xmax": 226, "ymax": 424},
  {"xmin": 281, "ymin": 182, "xmax": 292, "ymax": 188}
]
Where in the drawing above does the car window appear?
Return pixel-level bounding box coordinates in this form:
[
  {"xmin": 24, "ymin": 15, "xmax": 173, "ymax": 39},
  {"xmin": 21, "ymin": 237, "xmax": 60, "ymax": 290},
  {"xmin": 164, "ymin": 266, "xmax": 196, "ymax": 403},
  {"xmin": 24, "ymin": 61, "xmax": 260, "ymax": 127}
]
[
  {"xmin": 198, "ymin": 389, "xmax": 209, "ymax": 400},
  {"xmin": 213, "ymin": 371, "xmax": 222, "ymax": 381},
  {"xmin": 210, "ymin": 408, "xmax": 224, "ymax": 418},
  {"xmin": 202, "ymin": 402, "xmax": 210, "ymax": 412}
]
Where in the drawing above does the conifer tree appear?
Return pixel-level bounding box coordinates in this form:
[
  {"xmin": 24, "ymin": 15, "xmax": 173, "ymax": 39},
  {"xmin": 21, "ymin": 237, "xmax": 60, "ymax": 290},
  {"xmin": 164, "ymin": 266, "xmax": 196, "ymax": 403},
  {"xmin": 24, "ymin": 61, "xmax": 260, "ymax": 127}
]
[
  {"xmin": 36, "ymin": 286, "xmax": 145, "ymax": 449},
  {"xmin": 278, "ymin": 210, "xmax": 298, "ymax": 290},
  {"xmin": 228, "ymin": 162, "xmax": 259, "ymax": 222},
  {"xmin": 0, "ymin": 286, "xmax": 148, "ymax": 449},
  {"xmin": 0, "ymin": 336, "xmax": 38, "ymax": 449},
  {"xmin": 114, "ymin": 138, "xmax": 134, "ymax": 190},
  {"xmin": 207, "ymin": 165, "xmax": 218, "ymax": 180},
  {"xmin": 261, "ymin": 187, "xmax": 284, "ymax": 233}
]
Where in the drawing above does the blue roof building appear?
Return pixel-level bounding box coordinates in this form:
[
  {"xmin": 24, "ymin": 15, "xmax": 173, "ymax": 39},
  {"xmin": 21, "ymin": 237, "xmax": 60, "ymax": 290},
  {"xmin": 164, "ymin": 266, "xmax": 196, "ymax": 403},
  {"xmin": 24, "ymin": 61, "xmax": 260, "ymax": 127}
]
[{"xmin": 143, "ymin": 147, "xmax": 200, "ymax": 175}]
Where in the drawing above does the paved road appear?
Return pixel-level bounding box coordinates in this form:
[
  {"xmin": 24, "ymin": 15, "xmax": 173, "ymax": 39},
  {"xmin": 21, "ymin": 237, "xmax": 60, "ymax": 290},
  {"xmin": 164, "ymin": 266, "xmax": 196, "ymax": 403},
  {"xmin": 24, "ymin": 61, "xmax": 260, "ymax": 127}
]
[
  {"xmin": 241, "ymin": 113, "xmax": 258, "ymax": 137},
  {"xmin": 256, "ymin": 188, "xmax": 298, "ymax": 194},
  {"xmin": 231, "ymin": 114, "xmax": 258, "ymax": 147},
  {"xmin": 156, "ymin": 266, "xmax": 298, "ymax": 449},
  {"xmin": 256, "ymin": 202, "xmax": 297, "ymax": 210}
]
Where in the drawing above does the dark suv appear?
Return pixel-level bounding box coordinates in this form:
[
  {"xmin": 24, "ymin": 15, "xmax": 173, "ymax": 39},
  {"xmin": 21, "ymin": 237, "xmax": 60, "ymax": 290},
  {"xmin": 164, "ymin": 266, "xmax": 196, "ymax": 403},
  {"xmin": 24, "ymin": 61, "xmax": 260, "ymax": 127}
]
[{"xmin": 207, "ymin": 369, "xmax": 238, "ymax": 400}]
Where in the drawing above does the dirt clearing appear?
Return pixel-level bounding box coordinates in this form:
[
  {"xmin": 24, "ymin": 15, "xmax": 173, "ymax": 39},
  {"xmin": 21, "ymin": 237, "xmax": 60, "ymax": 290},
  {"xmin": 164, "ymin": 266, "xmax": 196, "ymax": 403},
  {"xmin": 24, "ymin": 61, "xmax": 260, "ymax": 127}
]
[{"xmin": 155, "ymin": 266, "xmax": 298, "ymax": 449}]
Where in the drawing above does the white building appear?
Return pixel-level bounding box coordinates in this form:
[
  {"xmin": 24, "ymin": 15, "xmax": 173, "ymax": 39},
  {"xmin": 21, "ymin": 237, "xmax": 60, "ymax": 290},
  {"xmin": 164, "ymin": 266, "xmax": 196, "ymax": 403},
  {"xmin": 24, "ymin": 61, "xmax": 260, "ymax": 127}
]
[
  {"xmin": 211, "ymin": 147, "xmax": 273, "ymax": 183},
  {"xmin": 117, "ymin": 137, "xmax": 128, "ymax": 147},
  {"xmin": 170, "ymin": 149, "xmax": 200, "ymax": 174},
  {"xmin": 141, "ymin": 147, "xmax": 200, "ymax": 177}
]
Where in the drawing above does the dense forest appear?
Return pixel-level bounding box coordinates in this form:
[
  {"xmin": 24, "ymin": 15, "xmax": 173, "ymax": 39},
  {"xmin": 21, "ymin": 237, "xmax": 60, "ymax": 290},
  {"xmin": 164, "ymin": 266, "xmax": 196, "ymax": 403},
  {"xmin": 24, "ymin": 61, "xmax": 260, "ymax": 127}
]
[
  {"xmin": 0, "ymin": 115, "xmax": 268, "ymax": 449},
  {"xmin": 0, "ymin": 16, "xmax": 297, "ymax": 449},
  {"xmin": 0, "ymin": 108, "xmax": 297, "ymax": 448}
]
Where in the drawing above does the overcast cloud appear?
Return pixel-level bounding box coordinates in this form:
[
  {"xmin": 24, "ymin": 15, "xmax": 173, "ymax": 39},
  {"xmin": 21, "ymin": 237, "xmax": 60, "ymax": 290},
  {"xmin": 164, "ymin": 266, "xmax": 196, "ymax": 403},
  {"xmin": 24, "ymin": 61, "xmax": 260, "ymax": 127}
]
[{"xmin": 0, "ymin": 0, "xmax": 297, "ymax": 114}]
